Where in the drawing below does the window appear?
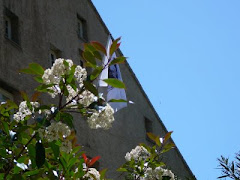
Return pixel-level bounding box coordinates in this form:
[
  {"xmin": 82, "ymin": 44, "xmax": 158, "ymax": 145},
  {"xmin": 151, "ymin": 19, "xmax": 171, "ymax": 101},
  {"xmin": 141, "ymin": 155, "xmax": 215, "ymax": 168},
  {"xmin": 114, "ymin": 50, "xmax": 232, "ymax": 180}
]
[
  {"xmin": 0, "ymin": 88, "xmax": 13, "ymax": 104},
  {"xmin": 50, "ymin": 50, "xmax": 57, "ymax": 65},
  {"xmin": 49, "ymin": 45, "xmax": 62, "ymax": 65},
  {"xmin": 77, "ymin": 15, "xmax": 87, "ymax": 41},
  {"xmin": 4, "ymin": 16, "xmax": 11, "ymax": 39},
  {"xmin": 4, "ymin": 7, "xmax": 20, "ymax": 44},
  {"xmin": 145, "ymin": 117, "xmax": 153, "ymax": 142}
]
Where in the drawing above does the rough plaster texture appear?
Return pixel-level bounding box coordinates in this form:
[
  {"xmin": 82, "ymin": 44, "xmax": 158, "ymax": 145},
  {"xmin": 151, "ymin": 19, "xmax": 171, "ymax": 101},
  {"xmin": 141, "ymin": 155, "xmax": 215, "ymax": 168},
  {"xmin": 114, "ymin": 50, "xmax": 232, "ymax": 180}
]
[{"xmin": 0, "ymin": 0, "xmax": 195, "ymax": 179}]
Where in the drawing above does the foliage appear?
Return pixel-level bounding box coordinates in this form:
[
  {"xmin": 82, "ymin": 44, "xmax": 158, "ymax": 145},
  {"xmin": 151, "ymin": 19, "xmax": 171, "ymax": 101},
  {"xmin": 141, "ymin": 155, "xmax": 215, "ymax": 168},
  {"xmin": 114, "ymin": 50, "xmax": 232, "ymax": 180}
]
[
  {"xmin": 0, "ymin": 37, "xmax": 177, "ymax": 180},
  {"xmin": 0, "ymin": 38, "xmax": 125, "ymax": 179},
  {"xmin": 118, "ymin": 132, "xmax": 175, "ymax": 180},
  {"xmin": 217, "ymin": 152, "xmax": 240, "ymax": 179}
]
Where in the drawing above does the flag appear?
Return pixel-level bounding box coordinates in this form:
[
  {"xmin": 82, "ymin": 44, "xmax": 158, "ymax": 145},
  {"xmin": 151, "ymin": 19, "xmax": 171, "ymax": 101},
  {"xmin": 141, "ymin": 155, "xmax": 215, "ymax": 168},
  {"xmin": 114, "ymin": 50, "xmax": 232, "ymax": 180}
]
[{"xmin": 99, "ymin": 35, "xmax": 127, "ymax": 112}]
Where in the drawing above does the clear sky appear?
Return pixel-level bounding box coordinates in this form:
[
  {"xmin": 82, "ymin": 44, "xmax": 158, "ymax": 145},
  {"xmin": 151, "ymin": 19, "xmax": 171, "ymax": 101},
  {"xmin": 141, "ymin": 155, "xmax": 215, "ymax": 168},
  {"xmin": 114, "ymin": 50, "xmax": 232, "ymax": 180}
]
[{"xmin": 91, "ymin": 0, "xmax": 240, "ymax": 179}]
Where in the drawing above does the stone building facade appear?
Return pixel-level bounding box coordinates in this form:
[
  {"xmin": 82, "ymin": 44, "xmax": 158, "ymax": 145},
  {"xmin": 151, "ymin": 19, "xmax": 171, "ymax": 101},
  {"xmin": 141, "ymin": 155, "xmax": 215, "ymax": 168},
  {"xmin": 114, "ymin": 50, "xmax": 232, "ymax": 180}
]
[{"xmin": 0, "ymin": 0, "xmax": 195, "ymax": 179}]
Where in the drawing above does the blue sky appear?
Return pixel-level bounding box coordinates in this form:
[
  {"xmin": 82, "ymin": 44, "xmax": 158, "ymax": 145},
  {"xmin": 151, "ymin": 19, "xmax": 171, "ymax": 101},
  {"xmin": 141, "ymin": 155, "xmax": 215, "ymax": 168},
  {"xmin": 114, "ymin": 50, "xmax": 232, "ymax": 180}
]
[{"xmin": 92, "ymin": 0, "xmax": 240, "ymax": 179}]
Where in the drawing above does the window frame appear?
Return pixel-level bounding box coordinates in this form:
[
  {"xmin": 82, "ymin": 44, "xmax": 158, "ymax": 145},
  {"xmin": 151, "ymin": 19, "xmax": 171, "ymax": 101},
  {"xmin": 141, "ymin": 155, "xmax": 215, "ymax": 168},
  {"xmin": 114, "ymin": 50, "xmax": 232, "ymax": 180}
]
[
  {"xmin": 50, "ymin": 50, "xmax": 57, "ymax": 65},
  {"xmin": 144, "ymin": 117, "xmax": 154, "ymax": 143},
  {"xmin": 49, "ymin": 44, "xmax": 62, "ymax": 65},
  {"xmin": 4, "ymin": 7, "xmax": 20, "ymax": 44},
  {"xmin": 4, "ymin": 16, "xmax": 11, "ymax": 39},
  {"xmin": 77, "ymin": 14, "xmax": 88, "ymax": 41}
]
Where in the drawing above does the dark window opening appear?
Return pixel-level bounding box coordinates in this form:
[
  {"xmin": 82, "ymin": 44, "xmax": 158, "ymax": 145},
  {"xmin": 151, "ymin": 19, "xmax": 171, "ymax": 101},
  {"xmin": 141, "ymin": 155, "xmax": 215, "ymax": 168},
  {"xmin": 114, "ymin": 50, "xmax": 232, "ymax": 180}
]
[
  {"xmin": 50, "ymin": 44, "xmax": 62, "ymax": 65},
  {"xmin": 4, "ymin": 7, "xmax": 20, "ymax": 44},
  {"xmin": 145, "ymin": 117, "xmax": 153, "ymax": 142},
  {"xmin": 77, "ymin": 14, "xmax": 88, "ymax": 41}
]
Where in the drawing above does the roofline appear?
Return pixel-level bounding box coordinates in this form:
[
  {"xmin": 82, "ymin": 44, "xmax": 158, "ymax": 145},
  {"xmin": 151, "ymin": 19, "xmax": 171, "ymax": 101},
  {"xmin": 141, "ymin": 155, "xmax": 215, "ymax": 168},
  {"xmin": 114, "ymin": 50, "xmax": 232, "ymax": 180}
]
[{"xmin": 87, "ymin": 0, "xmax": 195, "ymax": 178}]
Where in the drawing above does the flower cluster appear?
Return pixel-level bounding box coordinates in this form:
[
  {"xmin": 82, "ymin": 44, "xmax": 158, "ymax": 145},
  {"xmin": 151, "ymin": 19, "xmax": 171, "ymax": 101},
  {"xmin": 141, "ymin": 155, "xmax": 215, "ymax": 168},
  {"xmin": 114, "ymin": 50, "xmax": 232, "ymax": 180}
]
[
  {"xmin": 140, "ymin": 167, "xmax": 175, "ymax": 180},
  {"xmin": 87, "ymin": 103, "xmax": 114, "ymax": 130},
  {"xmin": 83, "ymin": 168, "xmax": 100, "ymax": 180},
  {"xmin": 125, "ymin": 145, "xmax": 150, "ymax": 162},
  {"xmin": 42, "ymin": 58, "xmax": 87, "ymax": 98},
  {"xmin": 13, "ymin": 101, "xmax": 39, "ymax": 122},
  {"xmin": 38, "ymin": 121, "xmax": 72, "ymax": 153},
  {"xmin": 66, "ymin": 85, "xmax": 95, "ymax": 107}
]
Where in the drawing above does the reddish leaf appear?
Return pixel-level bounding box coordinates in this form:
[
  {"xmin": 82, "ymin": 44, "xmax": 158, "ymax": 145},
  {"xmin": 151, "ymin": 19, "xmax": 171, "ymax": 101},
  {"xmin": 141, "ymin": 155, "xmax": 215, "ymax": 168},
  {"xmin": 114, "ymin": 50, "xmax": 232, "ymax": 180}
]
[
  {"xmin": 147, "ymin": 132, "xmax": 157, "ymax": 142},
  {"xmin": 91, "ymin": 41, "xmax": 107, "ymax": 55},
  {"xmin": 82, "ymin": 153, "xmax": 88, "ymax": 164},
  {"xmin": 31, "ymin": 92, "xmax": 41, "ymax": 101},
  {"xmin": 164, "ymin": 131, "xmax": 173, "ymax": 143},
  {"xmin": 89, "ymin": 156, "xmax": 100, "ymax": 167}
]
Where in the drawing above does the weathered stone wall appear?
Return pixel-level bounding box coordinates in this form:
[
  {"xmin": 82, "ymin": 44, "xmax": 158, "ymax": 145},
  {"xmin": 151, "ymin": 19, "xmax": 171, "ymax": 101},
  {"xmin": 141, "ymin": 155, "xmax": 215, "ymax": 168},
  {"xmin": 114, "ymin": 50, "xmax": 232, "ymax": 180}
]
[{"xmin": 0, "ymin": 0, "xmax": 195, "ymax": 179}]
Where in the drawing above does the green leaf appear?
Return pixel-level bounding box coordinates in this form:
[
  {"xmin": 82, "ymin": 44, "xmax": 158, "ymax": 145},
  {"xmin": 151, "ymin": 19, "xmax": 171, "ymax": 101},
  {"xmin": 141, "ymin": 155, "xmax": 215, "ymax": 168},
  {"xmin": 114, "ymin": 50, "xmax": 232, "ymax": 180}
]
[
  {"xmin": 61, "ymin": 113, "xmax": 74, "ymax": 128},
  {"xmin": 67, "ymin": 65, "xmax": 76, "ymax": 84},
  {"xmin": 49, "ymin": 141, "xmax": 60, "ymax": 159},
  {"xmin": 21, "ymin": 91, "xmax": 29, "ymax": 101},
  {"xmin": 2, "ymin": 121, "xmax": 9, "ymax": 135},
  {"xmin": 13, "ymin": 165, "xmax": 22, "ymax": 174},
  {"xmin": 108, "ymin": 99, "xmax": 128, "ymax": 103},
  {"xmin": 100, "ymin": 169, "xmax": 107, "ymax": 180},
  {"xmin": 34, "ymin": 76, "xmax": 43, "ymax": 83},
  {"xmin": 109, "ymin": 57, "xmax": 126, "ymax": 66},
  {"xmin": 83, "ymin": 81, "xmax": 98, "ymax": 96},
  {"xmin": 20, "ymin": 68, "xmax": 35, "ymax": 74},
  {"xmin": 35, "ymin": 84, "xmax": 54, "ymax": 93},
  {"xmin": 63, "ymin": 59, "xmax": 69, "ymax": 68},
  {"xmin": 83, "ymin": 51, "xmax": 96, "ymax": 67},
  {"xmin": 109, "ymin": 37, "xmax": 121, "ymax": 56},
  {"xmin": 24, "ymin": 169, "xmax": 40, "ymax": 176},
  {"xmin": 0, "ymin": 148, "xmax": 7, "ymax": 158},
  {"xmin": 162, "ymin": 143, "xmax": 175, "ymax": 153},
  {"xmin": 36, "ymin": 141, "xmax": 45, "ymax": 168},
  {"xmin": 29, "ymin": 63, "xmax": 44, "ymax": 76},
  {"xmin": 117, "ymin": 167, "xmax": 128, "ymax": 172},
  {"xmin": 68, "ymin": 158, "xmax": 78, "ymax": 169},
  {"xmin": 90, "ymin": 66, "xmax": 103, "ymax": 81},
  {"xmin": 91, "ymin": 41, "xmax": 107, "ymax": 55},
  {"xmin": 27, "ymin": 144, "xmax": 36, "ymax": 168},
  {"xmin": 17, "ymin": 155, "xmax": 28, "ymax": 164},
  {"xmin": 72, "ymin": 146, "xmax": 81, "ymax": 154},
  {"xmin": 84, "ymin": 44, "xmax": 96, "ymax": 52},
  {"xmin": 93, "ymin": 51, "xmax": 102, "ymax": 60},
  {"xmin": 103, "ymin": 78, "xmax": 125, "ymax": 89}
]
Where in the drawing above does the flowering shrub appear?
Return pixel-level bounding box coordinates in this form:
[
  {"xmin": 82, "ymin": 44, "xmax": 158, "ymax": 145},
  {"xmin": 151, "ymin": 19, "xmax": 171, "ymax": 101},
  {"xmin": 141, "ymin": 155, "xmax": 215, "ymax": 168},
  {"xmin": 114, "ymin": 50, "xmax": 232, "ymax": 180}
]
[
  {"xmin": 118, "ymin": 132, "xmax": 176, "ymax": 180},
  {"xmin": 0, "ymin": 39, "xmax": 125, "ymax": 179},
  {"xmin": 0, "ymin": 38, "xmax": 177, "ymax": 180}
]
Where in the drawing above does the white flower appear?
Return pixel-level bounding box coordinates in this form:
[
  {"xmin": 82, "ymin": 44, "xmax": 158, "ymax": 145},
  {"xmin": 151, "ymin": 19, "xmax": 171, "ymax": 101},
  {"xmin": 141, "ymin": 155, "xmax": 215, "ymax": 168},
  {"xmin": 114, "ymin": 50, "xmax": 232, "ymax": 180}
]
[
  {"xmin": 66, "ymin": 85, "xmax": 79, "ymax": 106},
  {"xmin": 139, "ymin": 167, "xmax": 175, "ymax": 180},
  {"xmin": 38, "ymin": 109, "xmax": 51, "ymax": 117},
  {"xmin": 74, "ymin": 65, "xmax": 87, "ymax": 88},
  {"xmin": 38, "ymin": 121, "xmax": 72, "ymax": 153},
  {"xmin": 83, "ymin": 168, "xmax": 100, "ymax": 180},
  {"xmin": 87, "ymin": 103, "xmax": 114, "ymax": 130},
  {"xmin": 154, "ymin": 167, "xmax": 175, "ymax": 180},
  {"xmin": 78, "ymin": 90, "xmax": 95, "ymax": 107},
  {"xmin": 66, "ymin": 85, "xmax": 96, "ymax": 108},
  {"xmin": 13, "ymin": 101, "xmax": 39, "ymax": 122},
  {"xmin": 125, "ymin": 145, "xmax": 150, "ymax": 162},
  {"xmin": 60, "ymin": 140, "xmax": 72, "ymax": 154},
  {"xmin": 42, "ymin": 59, "xmax": 88, "ymax": 98}
]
